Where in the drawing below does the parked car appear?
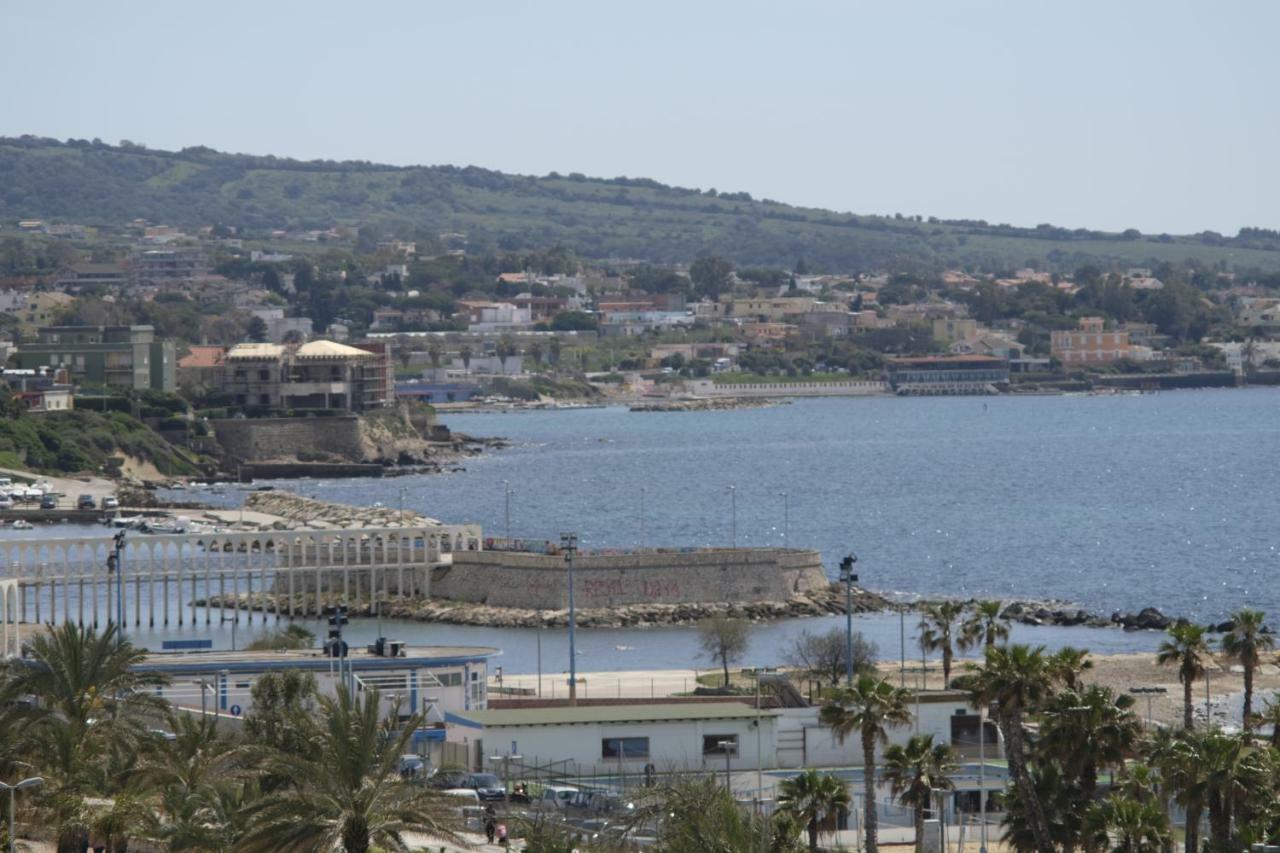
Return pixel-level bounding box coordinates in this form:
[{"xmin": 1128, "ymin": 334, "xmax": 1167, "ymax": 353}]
[
  {"xmin": 426, "ymin": 769, "xmax": 469, "ymax": 790},
  {"xmin": 77, "ymin": 494, "xmax": 96, "ymax": 510},
  {"xmin": 102, "ymin": 496, "xmax": 120, "ymax": 510},
  {"xmin": 461, "ymin": 773, "xmax": 506, "ymax": 802},
  {"xmin": 0, "ymin": 496, "xmax": 12, "ymax": 510},
  {"xmin": 40, "ymin": 494, "xmax": 58, "ymax": 510}
]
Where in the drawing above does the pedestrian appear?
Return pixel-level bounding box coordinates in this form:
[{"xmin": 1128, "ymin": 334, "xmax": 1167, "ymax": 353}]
[
  {"xmin": 496, "ymin": 822, "xmax": 508, "ymax": 847},
  {"xmin": 484, "ymin": 805, "xmax": 497, "ymax": 844}
]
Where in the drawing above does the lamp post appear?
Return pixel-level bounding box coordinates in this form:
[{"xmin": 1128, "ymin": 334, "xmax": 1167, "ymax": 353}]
[
  {"xmin": 839, "ymin": 554, "xmax": 858, "ymax": 685},
  {"xmin": 639, "ymin": 486, "xmax": 646, "ymax": 548},
  {"xmin": 106, "ymin": 531, "xmax": 125, "ymax": 646},
  {"xmin": 503, "ymin": 481, "xmax": 513, "ymax": 541},
  {"xmin": 1, "ymin": 776, "xmax": 43, "ymax": 853},
  {"xmin": 779, "ymin": 491, "xmax": 789, "ymax": 544},
  {"xmin": 978, "ymin": 704, "xmax": 988, "ymax": 853},
  {"xmin": 1128, "ymin": 686, "xmax": 1168, "ymax": 728},
  {"xmin": 727, "ymin": 486, "xmax": 736, "ymax": 547},
  {"xmin": 716, "ymin": 739, "xmax": 735, "ymax": 793},
  {"xmin": 561, "ymin": 532, "xmax": 579, "ymax": 706}
]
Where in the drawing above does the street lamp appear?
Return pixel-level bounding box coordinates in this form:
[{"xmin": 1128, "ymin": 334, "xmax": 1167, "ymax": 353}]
[
  {"xmin": 1129, "ymin": 686, "xmax": 1168, "ymax": 728},
  {"xmin": 1, "ymin": 776, "xmax": 43, "ymax": 853},
  {"xmin": 727, "ymin": 485, "xmax": 736, "ymax": 547},
  {"xmin": 839, "ymin": 555, "xmax": 858, "ymax": 685},
  {"xmin": 716, "ymin": 739, "xmax": 736, "ymax": 792},
  {"xmin": 639, "ymin": 486, "xmax": 646, "ymax": 549},
  {"xmin": 106, "ymin": 531, "xmax": 125, "ymax": 645},
  {"xmin": 561, "ymin": 532, "xmax": 579, "ymax": 706},
  {"xmin": 503, "ymin": 481, "xmax": 513, "ymax": 541},
  {"xmin": 778, "ymin": 491, "xmax": 789, "ymax": 544}
]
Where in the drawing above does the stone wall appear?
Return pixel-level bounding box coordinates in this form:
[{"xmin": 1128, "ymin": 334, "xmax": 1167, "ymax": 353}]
[
  {"xmin": 431, "ymin": 548, "xmax": 828, "ymax": 609},
  {"xmin": 212, "ymin": 417, "xmax": 365, "ymax": 463}
]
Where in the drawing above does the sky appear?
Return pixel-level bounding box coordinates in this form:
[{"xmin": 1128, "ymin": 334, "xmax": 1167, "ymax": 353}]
[{"xmin": 2, "ymin": 0, "xmax": 1277, "ymax": 235}]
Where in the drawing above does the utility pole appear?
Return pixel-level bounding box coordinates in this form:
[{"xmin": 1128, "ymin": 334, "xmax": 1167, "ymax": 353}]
[
  {"xmin": 839, "ymin": 554, "xmax": 858, "ymax": 685},
  {"xmin": 106, "ymin": 531, "xmax": 126, "ymax": 647},
  {"xmin": 503, "ymin": 481, "xmax": 512, "ymax": 541},
  {"xmin": 561, "ymin": 533, "xmax": 578, "ymax": 706},
  {"xmin": 728, "ymin": 485, "xmax": 736, "ymax": 547}
]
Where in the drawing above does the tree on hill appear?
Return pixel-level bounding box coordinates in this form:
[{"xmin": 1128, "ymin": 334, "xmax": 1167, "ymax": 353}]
[
  {"xmin": 690, "ymin": 255, "xmax": 734, "ymax": 300},
  {"xmin": 245, "ymin": 316, "xmax": 268, "ymax": 343}
]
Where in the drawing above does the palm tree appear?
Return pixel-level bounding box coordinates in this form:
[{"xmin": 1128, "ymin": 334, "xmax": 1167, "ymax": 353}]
[
  {"xmin": 1151, "ymin": 733, "xmax": 1206, "ymax": 853},
  {"xmin": 1048, "ymin": 646, "xmax": 1093, "ymax": 691},
  {"xmin": 458, "ymin": 344, "xmax": 472, "ymax": 373},
  {"xmin": 1082, "ymin": 795, "xmax": 1171, "ymax": 853},
  {"xmin": 1221, "ymin": 608, "xmax": 1274, "ymax": 742},
  {"xmin": 819, "ymin": 674, "xmax": 912, "ymax": 853},
  {"xmin": 1038, "ymin": 685, "xmax": 1140, "ymax": 799},
  {"xmin": 1197, "ymin": 730, "xmax": 1271, "ymax": 851},
  {"xmin": 1001, "ymin": 761, "xmax": 1087, "ymax": 853},
  {"xmin": 919, "ymin": 601, "xmax": 965, "ymax": 686},
  {"xmin": 238, "ymin": 686, "xmax": 458, "ymax": 853},
  {"xmin": 11, "ymin": 623, "xmax": 168, "ymax": 852},
  {"xmin": 882, "ymin": 735, "xmax": 958, "ymax": 853},
  {"xmin": 426, "ymin": 340, "xmax": 443, "ymax": 379},
  {"xmin": 133, "ymin": 713, "xmax": 246, "ymax": 848},
  {"xmin": 778, "ymin": 770, "xmax": 851, "ymax": 853},
  {"xmin": 495, "ymin": 334, "xmax": 517, "ymax": 374},
  {"xmin": 1113, "ymin": 759, "xmax": 1173, "ymax": 853},
  {"xmin": 528, "ymin": 340, "xmax": 544, "ymax": 368},
  {"xmin": 966, "ymin": 644, "xmax": 1056, "ymax": 853},
  {"xmin": 959, "ymin": 600, "xmax": 1010, "ymax": 651},
  {"xmin": 548, "ymin": 336, "xmax": 562, "ymax": 368},
  {"xmin": 1156, "ymin": 623, "xmax": 1211, "ymax": 730}
]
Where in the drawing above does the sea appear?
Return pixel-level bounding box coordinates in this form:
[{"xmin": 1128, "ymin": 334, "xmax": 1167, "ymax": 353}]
[{"xmin": 7, "ymin": 388, "xmax": 1278, "ymax": 671}]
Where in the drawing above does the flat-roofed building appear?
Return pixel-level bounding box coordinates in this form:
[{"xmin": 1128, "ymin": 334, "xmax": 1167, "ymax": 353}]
[
  {"xmin": 16, "ymin": 325, "xmax": 176, "ymax": 392},
  {"xmin": 446, "ymin": 702, "xmax": 779, "ymax": 775},
  {"xmin": 885, "ymin": 354, "xmax": 1008, "ymax": 395},
  {"xmin": 1050, "ymin": 316, "xmax": 1132, "ymax": 364}
]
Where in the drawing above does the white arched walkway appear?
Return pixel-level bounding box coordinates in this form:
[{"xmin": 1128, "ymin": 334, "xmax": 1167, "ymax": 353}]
[{"xmin": 0, "ymin": 579, "xmax": 19, "ymax": 658}]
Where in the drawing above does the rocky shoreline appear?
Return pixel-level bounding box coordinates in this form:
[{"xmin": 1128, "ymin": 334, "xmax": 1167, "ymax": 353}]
[
  {"xmin": 628, "ymin": 397, "xmax": 785, "ymax": 413},
  {"xmin": 197, "ymin": 581, "xmax": 893, "ymax": 628}
]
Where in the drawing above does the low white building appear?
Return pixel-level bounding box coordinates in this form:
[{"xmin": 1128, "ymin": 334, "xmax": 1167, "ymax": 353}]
[
  {"xmin": 134, "ymin": 643, "xmax": 498, "ymax": 763},
  {"xmin": 445, "ymin": 702, "xmax": 778, "ymax": 775}
]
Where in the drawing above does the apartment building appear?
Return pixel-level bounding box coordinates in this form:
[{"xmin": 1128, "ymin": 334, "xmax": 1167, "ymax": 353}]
[
  {"xmin": 16, "ymin": 325, "xmax": 175, "ymax": 392},
  {"xmin": 220, "ymin": 340, "xmax": 392, "ymax": 413},
  {"xmin": 1050, "ymin": 317, "xmax": 1132, "ymax": 364}
]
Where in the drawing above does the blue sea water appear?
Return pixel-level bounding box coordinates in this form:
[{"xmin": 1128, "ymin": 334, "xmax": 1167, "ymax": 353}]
[
  {"xmin": 10, "ymin": 388, "xmax": 1278, "ymax": 670},
  {"xmin": 285, "ymin": 389, "xmax": 1280, "ymax": 623}
]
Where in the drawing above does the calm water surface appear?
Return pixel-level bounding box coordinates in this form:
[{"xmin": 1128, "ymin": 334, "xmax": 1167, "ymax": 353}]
[
  {"xmin": 273, "ymin": 389, "xmax": 1280, "ymax": 622},
  {"xmin": 11, "ymin": 389, "xmax": 1277, "ymax": 671}
]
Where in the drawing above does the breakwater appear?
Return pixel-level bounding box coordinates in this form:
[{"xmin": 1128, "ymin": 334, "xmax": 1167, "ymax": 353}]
[{"xmin": 432, "ymin": 547, "xmax": 829, "ymax": 609}]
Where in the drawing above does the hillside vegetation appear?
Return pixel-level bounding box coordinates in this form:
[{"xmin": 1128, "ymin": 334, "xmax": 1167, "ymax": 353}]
[
  {"xmin": 0, "ymin": 409, "xmax": 202, "ymax": 476},
  {"xmin": 6, "ymin": 136, "xmax": 1280, "ymax": 272}
]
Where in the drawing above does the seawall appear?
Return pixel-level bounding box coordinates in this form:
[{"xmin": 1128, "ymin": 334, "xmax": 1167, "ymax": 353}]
[
  {"xmin": 212, "ymin": 417, "xmax": 365, "ymax": 463},
  {"xmin": 431, "ymin": 548, "xmax": 829, "ymax": 609}
]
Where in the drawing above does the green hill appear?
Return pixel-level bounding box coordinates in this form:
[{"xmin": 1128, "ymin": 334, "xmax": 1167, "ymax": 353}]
[{"xmin": 5, "ymin": 135, "xmax": 1280, "ymax": 272}]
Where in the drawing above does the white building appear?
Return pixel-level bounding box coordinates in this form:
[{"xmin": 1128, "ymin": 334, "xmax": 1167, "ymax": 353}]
[{"xmin": 446, "ymin": 702, "xmax": 778, "ymax": 775}]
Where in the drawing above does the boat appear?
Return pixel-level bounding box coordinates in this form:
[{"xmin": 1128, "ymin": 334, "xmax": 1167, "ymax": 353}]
[{"xmin": 11, "ymin": 519, "xmax": 33, "ymax": 530}]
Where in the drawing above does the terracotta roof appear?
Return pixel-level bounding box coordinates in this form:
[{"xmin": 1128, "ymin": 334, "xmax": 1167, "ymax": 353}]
[{"xmin": 178, "ymin": 345, "xmax": 226, "ymax": 369}]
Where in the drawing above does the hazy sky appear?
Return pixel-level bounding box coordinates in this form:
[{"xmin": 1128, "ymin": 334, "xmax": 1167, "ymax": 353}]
[{"xmin": 3, "ymin": 1, "xmax": 1277, "ymax": 234}]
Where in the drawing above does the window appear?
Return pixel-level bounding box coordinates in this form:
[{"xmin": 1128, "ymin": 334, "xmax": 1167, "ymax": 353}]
[
  {"xmin": 703, "ymin": 735, "xmax": 738, "ymax": 756},
  {"xmin": 602, "ymin": 737, "xmax": 649, "ymax": 760}
]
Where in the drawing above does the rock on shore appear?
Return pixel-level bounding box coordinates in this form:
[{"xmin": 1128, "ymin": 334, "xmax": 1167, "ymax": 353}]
[{"xmin": 198, "ymin": 581, "xmax": 892, "ymax": 628}]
